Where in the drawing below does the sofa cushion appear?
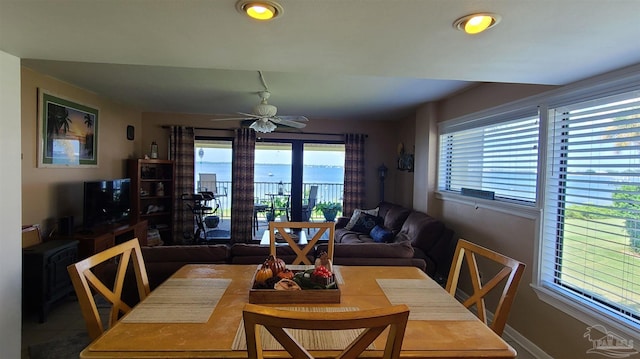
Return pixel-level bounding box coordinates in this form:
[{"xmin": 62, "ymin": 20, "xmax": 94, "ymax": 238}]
[
  {"xmin": 370, "ymin": 225, "xmax": 394, "ymax": 243},
  {"xmin": 344, "ymin": 207, "xmax": 379, "ymax": 230},
  {"xmin": 378, "ymin": 202, "xmax": 411, "ymax": 234},
  {"xmin": 229, "ymin": 243, "xmax": 314, "ymax": 264},
  {"xmin": 319, "ymin": 240, "xmax": 414, "ymax": 259},
  {"xmin": 350, "ymin": 212, "xmax": 382, "ymax": 234},
  {"xmin": 395, "ymin": 212, "xmax": 445, "ymax": 253}
]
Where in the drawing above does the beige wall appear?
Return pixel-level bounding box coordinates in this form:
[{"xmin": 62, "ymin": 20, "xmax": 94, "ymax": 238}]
[
  {"xmin": 21, "ymin": 67, "xmax": 143, "ymax": 234},
  {"xmin": 139, "ymin": 112, "xmax": 408, "ymax": 210},
  {"xmin": 1, "ymin": 50, "xmax": 23, "ymax": 359},
  {"xmin": 431, "ymin": 82, "xmax": 594, "ymax": 358}
]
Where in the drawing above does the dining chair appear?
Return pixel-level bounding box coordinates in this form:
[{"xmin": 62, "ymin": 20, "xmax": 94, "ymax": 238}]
[
  {"xmin": 243, "ymin": 303, "xmax": 409, "ymax": 359},
  {"xmin": 301, "ymin": 185, "xmax": 318, "ymax": 233},
  {"xmin": 445, "ymin": 238, "xmax": 525, "ymax": 336},
  {"xmin": 269, "ymin": 221, "xmax": 335, "ymax": 265},
  {"xmin": 67, "ymin": 238, "xmax": 150, "ymax": 341}
]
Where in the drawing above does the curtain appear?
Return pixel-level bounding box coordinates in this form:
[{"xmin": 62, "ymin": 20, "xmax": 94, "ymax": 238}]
[
  {"xmin": 343, "ymin": 133, "xmax": 366, "ymax": 216},
  {"xmin": 169, "ymin": 126, "xmax": 195, "ymax": 244},
  {"xmin": 230, "ymin": 128, "xmax": 256, "ymax": 243}
]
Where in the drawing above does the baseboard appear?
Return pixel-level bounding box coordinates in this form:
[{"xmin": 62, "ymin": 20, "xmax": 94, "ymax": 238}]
[{"xmin": 455, "ymin": 289, "xmax": 552, "ymax": 359}]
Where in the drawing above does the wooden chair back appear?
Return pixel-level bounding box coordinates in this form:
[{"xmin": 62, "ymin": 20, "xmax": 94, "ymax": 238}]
[
  {"xmin": 67, "ymin": 238, "xmax": 150, "ymax": 340},
  {"xmin": 269, "ymin": 221, "xmax": 334, "ymax": 265},
  {"xmin": 243, "ymin": 303, "xmax": 409, "ymax": 359},
  {"xmin": 445, "ymin": 238, "xmax": 525, "ymax": 336}
]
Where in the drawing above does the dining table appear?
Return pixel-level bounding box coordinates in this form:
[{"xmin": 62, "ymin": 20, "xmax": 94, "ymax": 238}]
[{"xmin": 80, "ymin": 264, "xmax": 516, "ymax": 358}]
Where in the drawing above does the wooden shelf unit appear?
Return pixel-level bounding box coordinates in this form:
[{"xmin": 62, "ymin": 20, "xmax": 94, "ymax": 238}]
[{"xmin": 128, "ymin": 159, "xmax": 175, "ymax": 244}]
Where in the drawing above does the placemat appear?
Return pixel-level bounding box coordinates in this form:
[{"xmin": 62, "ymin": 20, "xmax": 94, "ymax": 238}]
[
  {"xmin": 377, "ymin": 279, "xmax": 477, "ymax": 321},
  {"xmin": 232, "ymin": 307, "xmax": 374, "ymax": 351},
  {"xmin": 121, "ymin": 278, "xmax": 231, "ymax": 323}
]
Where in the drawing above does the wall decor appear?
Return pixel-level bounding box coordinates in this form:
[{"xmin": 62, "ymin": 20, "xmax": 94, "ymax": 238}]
[
  {"xmin": 396, "ymin": 142, "xmax": 414, "ymax": 172},
  {"xmin": 38, "ymin": 89, "xmax": 99, "ymax": 167}
]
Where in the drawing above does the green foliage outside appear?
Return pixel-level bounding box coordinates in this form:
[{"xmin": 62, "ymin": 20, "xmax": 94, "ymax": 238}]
[
  {"xmin": 561, "ymin": 218, "xmax": 640, "ymax": 315},
  {"xmin": 612, "ymin": 185, "xmax": 640, "ymax": 253}
]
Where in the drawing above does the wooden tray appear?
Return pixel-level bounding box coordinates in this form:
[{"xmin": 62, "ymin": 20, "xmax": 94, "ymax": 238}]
[{"xmin": 249, "ymin": 270, "xmax": 341, "ymax": 304}]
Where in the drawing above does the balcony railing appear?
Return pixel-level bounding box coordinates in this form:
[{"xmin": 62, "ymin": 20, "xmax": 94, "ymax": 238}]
[{"xmin": 196, "ymin": 180, "xmax": 344, "ymax": 220}]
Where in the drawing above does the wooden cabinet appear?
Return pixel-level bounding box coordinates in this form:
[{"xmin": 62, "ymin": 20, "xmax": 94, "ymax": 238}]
[
  {"xmin": 128, "ymin": 159, "xmax": 175, "ymax": 244},
  {"xmin": 65, "ymin": 220, "xmax": 148, "ymax": 259}
]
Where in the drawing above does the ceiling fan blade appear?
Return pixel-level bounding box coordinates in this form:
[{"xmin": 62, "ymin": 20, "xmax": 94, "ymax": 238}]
[
  {"xmin": 276, "ymin": 115, "xmax": 309, "ymax": 122},
  {"xmin": 210, "ymin": 117, "xmax": 250, "ymax": 121},
  {"xmin": 237, "ymin": 112, "xmax": 261, "ymax": 118},
  {"xmin": 275, "ymin": 118, "xmax": 307, "ymax": 129}
]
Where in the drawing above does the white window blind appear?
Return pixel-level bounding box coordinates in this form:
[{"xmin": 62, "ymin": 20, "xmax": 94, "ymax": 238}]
[
  {"xmin": 438, "ymin": 114, "xmax": 540, "ymax": 203},
  {"xmin": 542, "ymin": 90, "xmax": 640, "ymax": 326}
]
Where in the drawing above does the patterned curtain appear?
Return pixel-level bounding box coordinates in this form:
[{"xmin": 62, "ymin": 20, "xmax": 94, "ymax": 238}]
[
  {"xmin": 230, "ymin": 128, "xmax": 256, "ymax": 243},
  {"xmin": 169, "ymin": 126, "xmax": 195, "ymax": 244},
  {"xmin": 343, "ymin": 133, "xmax": 366, "ymax": 216}
]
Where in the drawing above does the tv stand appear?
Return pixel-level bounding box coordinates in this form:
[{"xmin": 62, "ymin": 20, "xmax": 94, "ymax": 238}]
[{"xmin": 62, "ymin": 220, "xmax": 148, "ymax": 258}]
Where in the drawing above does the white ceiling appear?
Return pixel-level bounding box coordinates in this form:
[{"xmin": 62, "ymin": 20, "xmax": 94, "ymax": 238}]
[{"xmin": 2, "ymin": 0, "xmax": 640, "ymax": 121}]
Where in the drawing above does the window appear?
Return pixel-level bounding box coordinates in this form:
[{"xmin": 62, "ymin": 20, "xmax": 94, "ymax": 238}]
[
  {"xmin": 438, "ymin": 113, "xmax": 540, "ymax": 204},
  {"xmin": 541, "ymin": 90, "xmax": 640, "ymax": 328}
]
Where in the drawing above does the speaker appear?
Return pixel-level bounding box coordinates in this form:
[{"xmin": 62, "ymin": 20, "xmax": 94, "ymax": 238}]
[
  {"xmin": 126, "ymin": 125, "xmax": 135, "ymax": 140},
  {"xmin": 58, "ymin": 216, "xmax": 74, "ymax": 236}
]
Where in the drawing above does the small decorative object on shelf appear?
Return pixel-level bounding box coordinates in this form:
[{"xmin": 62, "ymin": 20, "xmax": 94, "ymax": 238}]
[{"xmin": 150, "ymin": 141, "xmax": 158, "ymax": 159}]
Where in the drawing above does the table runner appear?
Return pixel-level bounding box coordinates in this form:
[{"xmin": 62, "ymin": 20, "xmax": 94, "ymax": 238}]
[
  {"xmin": 232, "ymin": 307, "xmax": 374, "ymax": 351},
  {"xmin": 377, "ymin": 279, "xmax": 477, "ymax": 321},
  {"xmin": 121, "ymin": 278, "xmax": 231, "ymax": 323}
]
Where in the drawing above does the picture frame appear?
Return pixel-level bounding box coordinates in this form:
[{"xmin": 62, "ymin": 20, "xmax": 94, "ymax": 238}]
[{"xmin": 38, "ymin": 89, "xmax": 99, "ymax": 167}]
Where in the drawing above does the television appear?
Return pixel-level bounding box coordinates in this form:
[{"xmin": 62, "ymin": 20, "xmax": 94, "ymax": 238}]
[{"xmin": 83, "ymin": 178, "xmax": 132, "ymax": 228}]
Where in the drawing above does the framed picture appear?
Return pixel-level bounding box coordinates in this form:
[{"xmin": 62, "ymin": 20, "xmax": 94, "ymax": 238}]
[{"xmin": 38, "ymin": 89, "xmax": 99, "ymax": 167}]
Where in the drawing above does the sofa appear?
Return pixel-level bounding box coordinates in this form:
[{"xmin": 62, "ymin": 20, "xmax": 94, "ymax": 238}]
[
  {"xmin": 101, "ymin": 202, "xmax": 457, "ymax": 306},
  {"xmin": 330, "ymin": 201, "xmax": 457, "ymax": 281}
]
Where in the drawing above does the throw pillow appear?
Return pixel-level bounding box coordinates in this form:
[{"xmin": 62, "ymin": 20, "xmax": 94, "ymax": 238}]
[
  {"xmin": 370, "ymin": 225, "xmax": 394, "ymax": 243},
  {"xmin": 351, "ymin": 213, "xmax": 382, "ymax": 234},
  {"xmin": 344, "ymin": 207, "xmax": 379, "ymax": 230}
]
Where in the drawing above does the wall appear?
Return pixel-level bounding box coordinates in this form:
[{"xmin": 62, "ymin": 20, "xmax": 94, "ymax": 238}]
[
  {"xmin": 139, "ymin": 112, "xmax": 406, "ymax": 209},
  {"xmin": 21, "ymin": 67, "xmax": 143, "ymax": 234},
  {"xmin": 430, "ymin": 82, "xmax": 598, "ymax": 358},
  {"xmin": 0, "ymin": 50, "xmax": 23, "ymax": 359}
]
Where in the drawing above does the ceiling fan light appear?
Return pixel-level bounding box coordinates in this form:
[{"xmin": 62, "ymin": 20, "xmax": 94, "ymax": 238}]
[
  {"xmin": 236, "ymin": 1, "xmax": 283, "ymax": 21},
  {"xmin": 453, "ymin": 13, "xmax": 501, "ymax": 34},
  {"xmin": 250, "ymin": 119, "xmax": 277, "ymax": 133}
]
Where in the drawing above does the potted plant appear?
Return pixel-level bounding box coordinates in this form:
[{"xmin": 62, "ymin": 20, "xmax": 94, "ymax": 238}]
[{"xmin": 315, "ymin": 202, "xmax": 343, "ymax": 222}]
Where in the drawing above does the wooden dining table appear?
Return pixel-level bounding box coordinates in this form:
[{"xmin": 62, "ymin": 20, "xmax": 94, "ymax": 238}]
[{"xmin": 80, "ymin": 264, "xmax": 516, "ymax": 358}]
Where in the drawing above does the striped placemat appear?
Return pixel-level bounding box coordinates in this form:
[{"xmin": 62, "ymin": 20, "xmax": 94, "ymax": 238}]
[
  {"xmin": 121, "ymin": 278, "xmax": 231, "ymax": 323},
  {"xmin": 377, "ymin": 279, "xmax": 477, "ymax": 321},
  {"xmin": 232, "ymin": 307, "xmax": 373, "ymax": 351}
]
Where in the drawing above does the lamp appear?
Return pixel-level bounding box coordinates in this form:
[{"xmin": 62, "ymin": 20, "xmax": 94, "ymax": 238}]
[
  {"xmin": 249, "ymin": 119, "xmax": 277, "ymax": 133},
  {"xmin": 236, "ymin": 0, "xmax": 283, "ymax": 21},
  {"xmin": 453, "ymin": 13, "xmax": 501, "ymax": 34},
  {"xmin": 378, "ymin": 164, "xmax": 388, "ymax": 202}
]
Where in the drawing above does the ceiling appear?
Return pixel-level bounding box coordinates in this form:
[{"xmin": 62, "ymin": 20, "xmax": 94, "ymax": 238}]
[{"xmin": 2, "ymin": 0, "xmax": 640, "ymax": 122}]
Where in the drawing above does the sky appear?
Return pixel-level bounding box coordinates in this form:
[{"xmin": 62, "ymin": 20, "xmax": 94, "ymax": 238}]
[{"xmin": 197, "ymin": 148, "xmax": 345, "ymax": 166}]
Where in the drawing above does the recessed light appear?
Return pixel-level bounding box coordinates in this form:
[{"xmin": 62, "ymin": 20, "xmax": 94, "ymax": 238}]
[
  {"xmin": 236, "ymin": 0, "xmax": 283, "ymax": 21},
  {"xmin": 453, "ymin": 13, "xmax": 501, "ymax": 34}
]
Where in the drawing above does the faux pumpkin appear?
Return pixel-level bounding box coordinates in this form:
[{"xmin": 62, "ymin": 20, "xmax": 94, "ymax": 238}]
[
  {"xmin": 277, "ymin": 268, "xmax": 294, "ymax": 280},
  {"xmin": 255, "ymin": 263, "xmax": 273, "ymax": 284},
  {"xmin": 265, "ymin": 255, "xmax": 286, "ymax": 275}
]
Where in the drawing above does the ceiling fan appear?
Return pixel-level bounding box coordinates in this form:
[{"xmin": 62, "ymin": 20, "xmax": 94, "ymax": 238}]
[{"xmin": 211, "ymin": 71, "xmax": 308, "ymax": 133}]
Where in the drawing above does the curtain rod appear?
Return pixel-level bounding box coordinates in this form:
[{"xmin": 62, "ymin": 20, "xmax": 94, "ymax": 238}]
[{"xmin": 162, "ymin": 126, "xmax": 365, "ymax": 137}]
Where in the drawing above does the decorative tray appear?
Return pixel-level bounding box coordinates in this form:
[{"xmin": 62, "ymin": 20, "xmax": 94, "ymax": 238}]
[{"xmin": 249, "ymin": 269, "xmax": 340, "ymax": 304}]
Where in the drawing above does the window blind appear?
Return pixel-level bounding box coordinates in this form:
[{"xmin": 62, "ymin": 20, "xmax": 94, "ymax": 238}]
[
  {"xmin": 438, "ymin": 114, "xmax": 540, "ymax": 203},
  {"xmin": 541, "ymin": 90, "xmax": 640, "ymax": 325}
]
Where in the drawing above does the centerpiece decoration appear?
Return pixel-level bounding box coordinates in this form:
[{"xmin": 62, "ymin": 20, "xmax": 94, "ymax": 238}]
[{"xmin": 249, "ymin": 253, "xmax": 340, "ymax": 304}]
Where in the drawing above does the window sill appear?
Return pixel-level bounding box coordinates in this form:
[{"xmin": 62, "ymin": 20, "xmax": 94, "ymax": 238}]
[
  {"xmin": 435, "ymin": 191, "xmax": 540, "ymax": 220},
  {"xmin": 531, "ymin": 283, "xmax": 640, "ymax": 344}
]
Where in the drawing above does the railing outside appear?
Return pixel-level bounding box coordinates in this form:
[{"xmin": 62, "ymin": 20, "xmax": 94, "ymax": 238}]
[{"xmin": 196, "ymin": 180, "xmax": 343, "ymax": 220}]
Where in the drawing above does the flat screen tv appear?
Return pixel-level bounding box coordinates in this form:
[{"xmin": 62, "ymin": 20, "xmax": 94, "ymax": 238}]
[{"xmin": 83, "ymin": 178, "xmax": 131, "ymax": 228}]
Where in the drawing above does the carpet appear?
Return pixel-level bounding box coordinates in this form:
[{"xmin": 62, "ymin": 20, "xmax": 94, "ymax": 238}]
[{"xmin": 28, "ymin": 332, "xmax": 91, "ymax": 359}]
